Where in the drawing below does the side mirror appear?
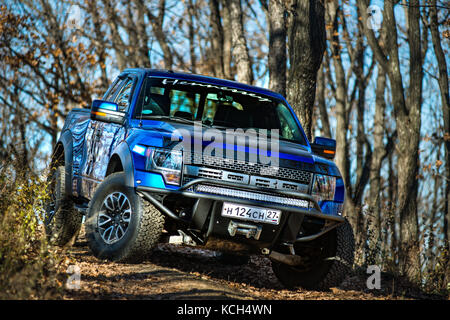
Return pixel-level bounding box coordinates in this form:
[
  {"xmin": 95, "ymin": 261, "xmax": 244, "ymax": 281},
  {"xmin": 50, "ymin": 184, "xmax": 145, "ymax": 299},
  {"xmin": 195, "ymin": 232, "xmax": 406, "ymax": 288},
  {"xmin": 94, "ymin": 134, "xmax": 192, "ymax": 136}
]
[
  {"xmin": 90, "ymin": 100, "xmax": 125, "ymax": 124},
  {"xmin": 311, "ymin": 137, "xmax": 336, "ymax": 160}
]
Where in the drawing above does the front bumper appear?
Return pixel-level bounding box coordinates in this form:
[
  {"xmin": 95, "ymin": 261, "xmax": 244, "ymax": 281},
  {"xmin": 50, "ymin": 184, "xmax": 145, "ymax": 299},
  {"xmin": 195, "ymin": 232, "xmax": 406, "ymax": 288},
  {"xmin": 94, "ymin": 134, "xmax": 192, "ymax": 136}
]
[{"xmin": 136, "ymin": 178, "xmax": 345, "ymax": 251}]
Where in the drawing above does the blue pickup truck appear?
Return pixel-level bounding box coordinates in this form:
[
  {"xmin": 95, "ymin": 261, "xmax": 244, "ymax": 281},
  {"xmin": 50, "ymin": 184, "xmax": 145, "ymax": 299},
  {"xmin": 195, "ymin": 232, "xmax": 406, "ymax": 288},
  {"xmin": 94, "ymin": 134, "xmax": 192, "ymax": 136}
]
[{"xmin": 45, "ymin": 68, "xmax": 354, "ymax": 290}]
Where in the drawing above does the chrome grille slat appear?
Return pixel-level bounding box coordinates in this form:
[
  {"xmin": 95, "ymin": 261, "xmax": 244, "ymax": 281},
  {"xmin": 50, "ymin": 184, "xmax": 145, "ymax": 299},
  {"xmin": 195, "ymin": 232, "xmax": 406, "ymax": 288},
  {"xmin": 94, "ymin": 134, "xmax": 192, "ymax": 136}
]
[
  {"xmin": 183, "ymin": 164, "xmax": 310, "ymax": 193},
  {"xmin": 197, "ymin": 168, "xmax": 223, "ymax": 179}
]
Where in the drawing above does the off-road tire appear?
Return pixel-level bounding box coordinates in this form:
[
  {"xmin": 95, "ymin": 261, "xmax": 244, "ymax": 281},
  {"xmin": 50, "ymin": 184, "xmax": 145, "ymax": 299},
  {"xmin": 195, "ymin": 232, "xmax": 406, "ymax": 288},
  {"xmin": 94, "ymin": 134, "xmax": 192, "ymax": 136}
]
[
  {"xmin": 271, "ymin": 219, "xmax": 355, "ymax": 290},
  {"xmin": 45, "ymin": 166, "xmax": 83, "ymax": 247},
  {"xmin": 85, "ymin": 172, "xmax": 165, "ymax": 263}
]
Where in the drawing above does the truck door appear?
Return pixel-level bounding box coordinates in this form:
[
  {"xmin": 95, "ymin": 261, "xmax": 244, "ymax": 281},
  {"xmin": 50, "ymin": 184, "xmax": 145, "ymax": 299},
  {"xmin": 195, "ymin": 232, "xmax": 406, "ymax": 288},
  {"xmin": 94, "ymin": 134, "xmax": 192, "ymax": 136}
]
[
  {"xmin": 79, "ymin": 77, "xmax": 124, "ymax": 199},
  {"xmin": 85, "ymin": 75, "xmax": 136, "ymax": 199}
]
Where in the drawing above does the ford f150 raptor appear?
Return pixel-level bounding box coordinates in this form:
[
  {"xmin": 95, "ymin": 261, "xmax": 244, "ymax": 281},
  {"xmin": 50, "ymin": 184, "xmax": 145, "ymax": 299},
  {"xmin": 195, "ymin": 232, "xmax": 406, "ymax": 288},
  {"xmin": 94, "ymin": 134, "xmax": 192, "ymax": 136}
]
[{"xmin": 45, "ymin": 68, "xmax": 355, "ymax": 290}]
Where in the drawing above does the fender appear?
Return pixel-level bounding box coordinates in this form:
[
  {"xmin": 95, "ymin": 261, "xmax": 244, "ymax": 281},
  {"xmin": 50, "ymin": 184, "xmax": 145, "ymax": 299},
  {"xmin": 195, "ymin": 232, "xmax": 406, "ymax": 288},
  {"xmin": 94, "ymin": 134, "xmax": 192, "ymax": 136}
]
[{"xmin": 110, "ymin": 141, "xmax": 135, "ymax": 188}]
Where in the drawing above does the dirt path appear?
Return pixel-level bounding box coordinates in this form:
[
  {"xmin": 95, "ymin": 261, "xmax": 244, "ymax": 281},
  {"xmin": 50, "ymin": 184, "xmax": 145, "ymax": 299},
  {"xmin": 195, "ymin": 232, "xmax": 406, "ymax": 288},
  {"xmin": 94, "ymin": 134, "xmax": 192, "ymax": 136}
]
[{"xmin": 60, "ymin": 227, "xmax": 433, "ymax": 300}]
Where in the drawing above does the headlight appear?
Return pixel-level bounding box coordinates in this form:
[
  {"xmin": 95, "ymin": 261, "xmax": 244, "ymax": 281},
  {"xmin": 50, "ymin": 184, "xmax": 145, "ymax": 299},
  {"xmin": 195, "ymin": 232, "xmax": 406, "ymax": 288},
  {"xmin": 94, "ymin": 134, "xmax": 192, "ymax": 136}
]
[
  {"xmin": 311, "ymin": 174, "xmax": 336, "ymax": 203},
  {"xmin": 145, "ymin": 147, "xmax": 183, "ymax": 185}
]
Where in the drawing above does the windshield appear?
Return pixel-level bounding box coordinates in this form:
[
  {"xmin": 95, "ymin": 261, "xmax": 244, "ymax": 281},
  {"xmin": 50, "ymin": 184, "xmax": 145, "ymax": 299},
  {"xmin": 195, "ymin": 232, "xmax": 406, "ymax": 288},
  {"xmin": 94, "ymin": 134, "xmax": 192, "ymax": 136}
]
[{"xmin": 134, "ymin": 77, "xmax": 307, "ymax": 145}]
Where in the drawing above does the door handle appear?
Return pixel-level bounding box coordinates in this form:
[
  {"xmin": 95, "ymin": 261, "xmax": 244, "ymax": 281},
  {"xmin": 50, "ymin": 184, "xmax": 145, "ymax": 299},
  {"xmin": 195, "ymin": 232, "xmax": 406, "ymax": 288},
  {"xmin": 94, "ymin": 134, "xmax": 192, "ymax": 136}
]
[{"xmin": 94, "ymin": 128, "xmax": 102, "ymax": 140}]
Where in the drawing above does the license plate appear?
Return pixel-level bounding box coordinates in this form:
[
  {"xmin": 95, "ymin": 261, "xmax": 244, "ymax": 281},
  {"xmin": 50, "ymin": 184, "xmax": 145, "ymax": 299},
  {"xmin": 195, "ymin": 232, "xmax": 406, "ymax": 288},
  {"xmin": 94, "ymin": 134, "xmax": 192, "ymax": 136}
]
[{"xmin": 221, "ymin": 202, "xmax": 282, "ymax": 225}]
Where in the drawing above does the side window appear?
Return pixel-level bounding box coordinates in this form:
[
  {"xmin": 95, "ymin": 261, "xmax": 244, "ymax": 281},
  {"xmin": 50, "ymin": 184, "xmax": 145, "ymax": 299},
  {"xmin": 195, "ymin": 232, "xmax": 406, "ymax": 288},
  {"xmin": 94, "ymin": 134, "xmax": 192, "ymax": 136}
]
[
  {"xmin": 136, "ymin": 82, "xmax": 201, "ymax": 119},
  {"xmin": 141, "ymin": 85, "xmax": 168, "ymax": 116},
  {"xmin": 114, "ymin": 78, "xmax": 134, "ymax": 112},
  {"xmin": 275, "ymin": 103, "xmax": 301, "ymax": 141},
  {"xmin": 103, "ymin": 78, "xmax": 122, "ymax": 102}
]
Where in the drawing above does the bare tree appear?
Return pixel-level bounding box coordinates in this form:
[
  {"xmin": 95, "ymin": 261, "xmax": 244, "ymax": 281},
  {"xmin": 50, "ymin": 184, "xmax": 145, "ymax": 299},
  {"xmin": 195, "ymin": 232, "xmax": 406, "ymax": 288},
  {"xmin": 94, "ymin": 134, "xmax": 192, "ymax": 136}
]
[
  {"xmin": 358, "ymin": 0, "xmax": 425, "ymax": 279},
  {"xmin": 146, "ymin": 0, "xmax": 174, "ymax": 69},
  {"xmin": 134, "ymin": 0, "xmax": 152, "ymax": 68},
  {"xmin": 85, "ymin": 2, "xmax": 110, "ymax": 91},
  {"xmin": 209, "ymin": 0, "xmax": 225, "ymax": 78},
  {"xmin": 323, "ymin": 0, "xmax": 372, "ymax": 257},
  {"xmin": 267, "ymin": 0, "xmax": 286, "ymax": 96},
  {"xmin": 286, "ymin": 0, "xmax": 326, "ymax": 141},
  {"xmin": 221, "ymin": 1, "xmax": 234, "ymax": 79},
  {"xmin": 102, "ymin": 0, "xmax": 129, "ymax": 70},
  {"xmin": 316, "ymin": 64, "xmax": 331, "ymax": 138},
  {"xmin": 366, "ymin": 68, "xmax": 398, "ymax": 264},
  {"xmin": 187, "ymin": 0, "xmax": 197, "ymax": 73},
  {"xmin": 227, "ymin": 0, "xmax": 254, "ymax": 84},
  {"xmin": 428, "ymin": 0, "xmax": 450, "ymax": 251}
]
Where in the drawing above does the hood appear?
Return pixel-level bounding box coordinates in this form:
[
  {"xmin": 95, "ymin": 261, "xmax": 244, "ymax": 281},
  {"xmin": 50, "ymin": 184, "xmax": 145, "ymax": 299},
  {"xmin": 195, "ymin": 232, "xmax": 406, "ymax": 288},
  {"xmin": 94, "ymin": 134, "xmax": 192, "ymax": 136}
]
[{"xmin": 127, "ymin": 119, "xmax": 340, "ymax": 176}]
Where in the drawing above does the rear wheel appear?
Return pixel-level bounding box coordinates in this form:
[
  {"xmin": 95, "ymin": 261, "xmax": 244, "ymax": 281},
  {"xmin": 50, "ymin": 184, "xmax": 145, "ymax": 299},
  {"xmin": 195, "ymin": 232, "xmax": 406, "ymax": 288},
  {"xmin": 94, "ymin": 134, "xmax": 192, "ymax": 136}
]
[
  {"xmin": 271, "ymin": 219, "xmax": 354, "ymax": 290},
  {"xmin": 44, "ymin": 166, "xmax": 82, "ymax": 246},
  {"xmin": 85, "ymin": 172, "xmax": 165, "ymax": 263}
]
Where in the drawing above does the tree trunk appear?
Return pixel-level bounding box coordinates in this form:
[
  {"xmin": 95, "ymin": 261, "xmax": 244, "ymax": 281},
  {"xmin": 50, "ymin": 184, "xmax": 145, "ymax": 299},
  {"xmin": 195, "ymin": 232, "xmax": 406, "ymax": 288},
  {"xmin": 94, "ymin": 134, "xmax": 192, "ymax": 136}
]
[
  {"xmin": 316, "ymin": 64, "xmax": 331, "ymax": 138},
  {"xmin": 324, "ymin": 0, "xmax": 350, "ymax": 199},
  {"xmin": 147, "ymin": 0, "xmax": 173, "ymax": 69},
  {"xmin": 126, "ymin": 4, "xmax": 139, "ymax": 66},
  {"xmin": 87, "ymin": 1, "xmax": 110, "ymax": 91},
  {"xmin": 355, "ymin": 40, "xmax": 366, "ymax": 196},
  {"xmin": 388, "ymin": 149, "xmax": 398, "ymax": 264},
  {"xmin": 323, "ymin": 1, "xmax": 365, "ymax": 251},
  {"xmin": 286, "ymin": 0, "xmax": 326, "ymax": 142},
  {"xmin": 268, "ymin": 0, "xmax": 286, "ymax": 96},
  {"xmin": 221, "ymin": 1, "xmax": 233, "ymax": 79},
  {"xmin": 426, "ymin": 155, "xmax": 440, "ymax": 275},
  {"xmin": 135, "ymin": 0, "xmax": 151, "ymax": 68},
  {"xmin": 366, "ymin": 69, "xmax": 387, "ymax": 264},
  {"xmin": 358, "ymin": 0, "xmax": 423, "ymax": 280},
  {"xmin": 209, "ymin": 0, "xmax": 225, "ymax": 78},
  {"xmin": 429, "ymin": 0, "xmax": 450, "ymax": 251},
  {"xmin": 398, "ymin": 0, "xmax": 422, "ymax": 280},
  {"xmin": 228, "ymin": 0, "xmax": 253, "ymax": 84},
  {"xmin": 102, "ymin": 0, "xmax": 128, "ymax": 70},
  {"xmin": 188, "ymin": 0, "xmax": 196, "ymax": 73}
]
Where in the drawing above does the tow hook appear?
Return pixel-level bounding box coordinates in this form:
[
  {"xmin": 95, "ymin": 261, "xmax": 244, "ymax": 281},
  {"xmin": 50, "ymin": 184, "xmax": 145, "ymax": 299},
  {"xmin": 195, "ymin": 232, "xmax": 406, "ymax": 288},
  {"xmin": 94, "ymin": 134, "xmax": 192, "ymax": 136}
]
[{"xmin": 169, "ymin": 230, "xmax": 196, "ymax": 246}]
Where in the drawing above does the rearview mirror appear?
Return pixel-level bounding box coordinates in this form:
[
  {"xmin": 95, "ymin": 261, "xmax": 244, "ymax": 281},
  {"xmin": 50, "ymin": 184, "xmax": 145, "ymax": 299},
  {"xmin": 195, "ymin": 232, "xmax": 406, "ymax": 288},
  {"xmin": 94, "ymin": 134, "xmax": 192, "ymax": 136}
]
[
  {"xmin": 311, "ymin": 137, "xmax": 336, "ymax": 160},
  {"xmin": 90, "ymin": 100, "xmax": 125, "ymax": 124}
]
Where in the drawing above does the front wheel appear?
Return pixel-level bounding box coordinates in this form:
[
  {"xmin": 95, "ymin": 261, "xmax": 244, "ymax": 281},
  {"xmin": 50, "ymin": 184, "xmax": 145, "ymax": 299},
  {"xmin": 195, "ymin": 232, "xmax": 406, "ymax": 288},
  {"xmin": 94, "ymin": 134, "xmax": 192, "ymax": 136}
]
[
  {"xmin": 271, "ymin": 219, "xmax": 355, "ymax": 290},
  {"xmin": 85, "ymin": 172, "xmax": 165, "ymax": 263}
]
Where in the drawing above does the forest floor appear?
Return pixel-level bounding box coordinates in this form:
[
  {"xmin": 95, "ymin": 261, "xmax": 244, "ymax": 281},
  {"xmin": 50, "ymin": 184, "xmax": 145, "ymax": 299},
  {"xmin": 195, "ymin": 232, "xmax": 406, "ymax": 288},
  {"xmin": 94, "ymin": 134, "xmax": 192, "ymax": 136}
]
[{"xmin": 60, "ymin": 226, "xmax": 447, "ymax": 300}]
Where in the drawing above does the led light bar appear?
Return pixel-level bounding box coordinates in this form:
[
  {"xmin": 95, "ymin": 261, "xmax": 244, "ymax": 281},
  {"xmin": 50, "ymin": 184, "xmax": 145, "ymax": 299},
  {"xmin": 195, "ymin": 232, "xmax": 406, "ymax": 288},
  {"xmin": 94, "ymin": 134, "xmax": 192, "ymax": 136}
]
[{"xmin": 195, "ymin": 184, "xmax": 309, "ymax": 209}]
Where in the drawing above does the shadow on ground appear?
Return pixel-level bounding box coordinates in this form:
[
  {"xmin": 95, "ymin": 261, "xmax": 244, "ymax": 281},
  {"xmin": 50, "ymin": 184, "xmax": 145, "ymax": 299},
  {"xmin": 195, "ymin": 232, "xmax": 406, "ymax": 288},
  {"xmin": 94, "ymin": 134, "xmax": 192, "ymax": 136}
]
[{"xmin": 63, "ymin": 230, "xmax": 447, "ymax": 300}]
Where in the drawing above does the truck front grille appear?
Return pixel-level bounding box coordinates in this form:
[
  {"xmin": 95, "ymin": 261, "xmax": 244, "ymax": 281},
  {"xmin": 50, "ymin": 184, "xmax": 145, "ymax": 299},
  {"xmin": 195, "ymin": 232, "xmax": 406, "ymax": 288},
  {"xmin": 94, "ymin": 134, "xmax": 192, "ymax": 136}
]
[
  {"xmin": 187, "ymin": 153, "xmax": 313, "ymax": 185},
  {"xmin": 183, "ymin": 165, "xmax": 310, "ymax": 193}
]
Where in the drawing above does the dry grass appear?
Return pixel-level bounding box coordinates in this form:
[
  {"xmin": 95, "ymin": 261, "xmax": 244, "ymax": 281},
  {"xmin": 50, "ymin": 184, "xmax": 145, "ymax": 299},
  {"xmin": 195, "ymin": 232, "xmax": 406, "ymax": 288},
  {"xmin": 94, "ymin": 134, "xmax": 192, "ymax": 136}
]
[{"xmin": 0, "ymin": 165, "xmax": 66, "ymax": 299}]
